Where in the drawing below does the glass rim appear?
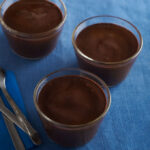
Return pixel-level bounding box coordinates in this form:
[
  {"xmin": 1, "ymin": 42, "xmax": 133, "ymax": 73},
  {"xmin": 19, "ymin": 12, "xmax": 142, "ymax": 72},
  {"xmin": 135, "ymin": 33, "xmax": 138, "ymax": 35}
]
[
  {"xmin": 72, "ymin": 15, "xmax": 143, "ymax": 65},
  {"xmin": 33, "ymin": 68, "xmax": 111, "ymax": 129},
  {"xmin": 0, "ymin": 0, "xmax": 67, "ymax": 38}
]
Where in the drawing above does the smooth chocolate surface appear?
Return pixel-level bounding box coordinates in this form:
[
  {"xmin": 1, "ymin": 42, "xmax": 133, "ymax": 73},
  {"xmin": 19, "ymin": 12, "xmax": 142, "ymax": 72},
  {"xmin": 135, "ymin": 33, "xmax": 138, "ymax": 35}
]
[
  {"xmin": 3, "ymin": 0, "xmax": 63, "ymax": 33},
  {"xmin": 2, "ymin": 0, "xmax": 64, "ymax": 59},
  {"xmin": 76, "ymin": 23, "xmax": 138, "ymax": 62},
  {"xmin": 38, "ymin": 75, "xmax": 106, "ymax": 125}
]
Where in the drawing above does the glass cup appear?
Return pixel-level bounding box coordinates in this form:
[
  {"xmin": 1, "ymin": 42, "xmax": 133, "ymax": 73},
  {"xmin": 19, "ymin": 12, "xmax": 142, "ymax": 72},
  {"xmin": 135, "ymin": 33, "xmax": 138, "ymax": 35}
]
[
  {"xmin": 0, "ymin": 0, "xmax": 67, "ymax": 59},
  {"xmin": 72, "ymin": 15, "xmax": 143, "ymax": 86},
  {"xmin": 34, "ymin": 68, "xmax": 111, "ymax": 147}
]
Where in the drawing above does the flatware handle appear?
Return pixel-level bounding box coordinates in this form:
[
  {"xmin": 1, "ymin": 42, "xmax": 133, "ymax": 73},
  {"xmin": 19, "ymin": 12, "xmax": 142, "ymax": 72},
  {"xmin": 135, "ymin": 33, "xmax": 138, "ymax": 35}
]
[
  {"xmin": 0, "ymin": 97, "xmax": 25, "ymax": 150},
  {"xmin": 2, "ymin": 88, "xmax": 41, "ymax": 145},
  {"xmin": 0, "ymin": 104, "xmax": 28, "ymax": 132},
  {"xmin": 0, "ymin": 103, "xmax": 41, "ymax": 144},
  {"xmin": 4, "ymin": 116, "xmax": 25, "ymax": 150}
]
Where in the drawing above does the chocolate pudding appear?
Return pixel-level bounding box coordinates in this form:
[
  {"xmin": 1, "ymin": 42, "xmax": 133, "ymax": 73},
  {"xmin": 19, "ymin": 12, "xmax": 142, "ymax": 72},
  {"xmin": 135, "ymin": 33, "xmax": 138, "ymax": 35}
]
[
  {"xmin": 3, "ymin": 0, "xmax": 63, "ymax": 33},
  {"xmin": 38, "ymin": 75, "xmax": 106, "ymax": 125},
  {"xmin": 76, "ymin": 23, "xmax": 138, "ymax": 62},
  {"xmin": 36, "ymin": 74, "xmax": 108, "ymax": 147},
  {"xmin": 2, "ymin": 0, "xmax": 66, "ymax": 59},
  {"xmin": 73, "ymin": 20, "xmax": 141, "ymax": 86}
]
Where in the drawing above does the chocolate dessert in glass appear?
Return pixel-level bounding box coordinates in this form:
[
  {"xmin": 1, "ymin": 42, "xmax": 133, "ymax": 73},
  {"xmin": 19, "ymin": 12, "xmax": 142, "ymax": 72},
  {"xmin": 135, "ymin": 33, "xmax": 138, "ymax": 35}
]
[
  {"xmin": 0, "ymin": 0, "xmax": 67, "ymax": 59},
  {"xmin": 72, "ymin": 16, "xmax": 143, "ymax": 86},
  {"xmin": 34, "ymin": 68, "xmax": 111, "ymax": 147}
]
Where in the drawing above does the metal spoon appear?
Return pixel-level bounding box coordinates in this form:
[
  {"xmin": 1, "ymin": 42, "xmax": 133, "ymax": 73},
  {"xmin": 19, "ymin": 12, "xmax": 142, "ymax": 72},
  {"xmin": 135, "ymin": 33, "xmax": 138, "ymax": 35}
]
[{"xmin": 0, "ymin": 68, "xmax": 41, "ymax": 145}]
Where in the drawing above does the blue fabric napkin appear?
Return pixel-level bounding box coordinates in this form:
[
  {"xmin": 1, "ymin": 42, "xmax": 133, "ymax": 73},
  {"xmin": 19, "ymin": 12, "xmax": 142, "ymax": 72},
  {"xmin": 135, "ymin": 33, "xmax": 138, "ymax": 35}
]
[{"xmin": 0, "ymin": 71, "xmax": 34, "ymax": 150}]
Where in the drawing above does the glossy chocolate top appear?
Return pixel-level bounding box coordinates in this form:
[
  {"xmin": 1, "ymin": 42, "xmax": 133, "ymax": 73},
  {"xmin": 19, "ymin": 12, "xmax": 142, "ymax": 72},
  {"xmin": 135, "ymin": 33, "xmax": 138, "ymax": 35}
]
[
  {"xmin": 3, "ymin": 0, "xmax": 63, "ymax": 33},
  {"xmin": 38, "ymin": 75, "xmax": 106, "ymax": 125},
  {"xmin": 76, "ymin": 23, "xmax": 138, "ymax": 62}
]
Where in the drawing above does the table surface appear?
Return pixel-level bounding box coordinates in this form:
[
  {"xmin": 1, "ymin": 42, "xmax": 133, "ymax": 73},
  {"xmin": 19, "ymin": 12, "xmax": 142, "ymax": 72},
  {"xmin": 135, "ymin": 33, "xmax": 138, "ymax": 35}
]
[{"xmin": 0, "ymin": 0, "xmax": 149, "ymax": 150}]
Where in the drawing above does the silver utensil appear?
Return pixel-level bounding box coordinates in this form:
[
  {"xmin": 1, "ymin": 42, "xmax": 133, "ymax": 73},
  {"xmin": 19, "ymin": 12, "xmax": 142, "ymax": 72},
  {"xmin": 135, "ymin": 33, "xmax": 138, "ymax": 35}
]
[
  {"xmin": 0, "ymin": 102, "xmax": 31, "ymax": 133},
  {"xmin": 0, "ymin": 96, "xmax": 25, "ymax": 150},
  {"xmin": 0, "ymin": 68, "xmax": 41, "ymax": 145}
]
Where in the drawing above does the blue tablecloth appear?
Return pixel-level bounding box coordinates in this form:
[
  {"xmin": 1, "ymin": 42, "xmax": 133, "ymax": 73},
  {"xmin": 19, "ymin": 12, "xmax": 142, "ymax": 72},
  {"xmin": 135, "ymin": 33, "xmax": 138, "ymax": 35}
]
[{"xmin": 0, "ymin": 0, "xmax": 149, "ymax": 150}]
